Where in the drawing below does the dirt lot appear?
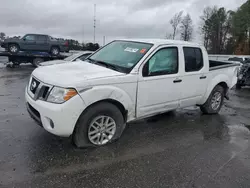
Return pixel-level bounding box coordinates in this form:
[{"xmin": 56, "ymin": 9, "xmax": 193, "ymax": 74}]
[{"xmin": 0, "ymin": 62, "xmax": 250, "ymax": 188}]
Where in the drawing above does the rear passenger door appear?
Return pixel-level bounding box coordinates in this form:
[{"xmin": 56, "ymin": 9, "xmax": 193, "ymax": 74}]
[
  {"xmin": 35, "ymin": 35, "xmax": 49, "ymax": 51},
  {"xmin": 179, "ymin": 47, "xmax": 208, "ymax": 107}
]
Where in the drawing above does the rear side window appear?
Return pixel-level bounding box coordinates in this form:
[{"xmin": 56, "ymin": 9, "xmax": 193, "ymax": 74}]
[
  {"xmin": 37, "ymin": 35, "xmax": 47, "ymax": 41},
  {"xmin": 183, "ymin": 47, "xmax": 203, "ymax": 72}
]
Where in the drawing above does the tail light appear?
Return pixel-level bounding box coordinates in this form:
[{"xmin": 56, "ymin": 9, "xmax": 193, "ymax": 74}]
[{"xmin": 65, "ymin": 41, "xmax": 69, "ymax": 46}]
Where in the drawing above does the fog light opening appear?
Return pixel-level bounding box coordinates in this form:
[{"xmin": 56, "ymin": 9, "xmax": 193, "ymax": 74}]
[{"xmin": 49, "ymin": 119, "xmax": 55, "ymax": 129}]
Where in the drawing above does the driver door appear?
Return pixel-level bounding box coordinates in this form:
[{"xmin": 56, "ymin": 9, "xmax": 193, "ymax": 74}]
[
  {"xmin": 20, "ymin": 34, "xmax": 36, "ymax": 50},
  {"xmin": 136, "ymin": 46, "xmax": 182, "ymax": 118}
]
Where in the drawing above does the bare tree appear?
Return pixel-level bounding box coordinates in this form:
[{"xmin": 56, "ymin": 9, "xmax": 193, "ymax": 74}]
[
  {"xmin": 170, "ymin": 11, "xmax": 183, "ymax": 39},
  {"xmin": 180, "ymin": 14, "xmax": 193, "ymax": 41},
  {"xmin": 200, "ymin": 6, "xmax": 217, "ymax": 49},
  {"xmin": 165, "ymin": 33, "xmax": 173, "ymax": 39}
]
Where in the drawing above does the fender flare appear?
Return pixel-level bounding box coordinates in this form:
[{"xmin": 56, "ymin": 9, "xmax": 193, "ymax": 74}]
[
  {"xmin": 78, "ymin": 85, "xmax": 135, "ymax": 120},
  {"xmin": 199, "ymin": 75, "xmax": 230, "ymax": 105}
]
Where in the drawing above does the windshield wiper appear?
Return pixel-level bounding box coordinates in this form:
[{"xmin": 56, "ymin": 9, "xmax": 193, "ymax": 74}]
[{"xmin": 87, "ymin": 58, "xmax": 121, "ymax": 72}]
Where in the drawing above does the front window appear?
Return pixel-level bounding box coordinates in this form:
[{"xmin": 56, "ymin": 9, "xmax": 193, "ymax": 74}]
[
  {"xmin": 88, "ymin": 40, "xmax": 153, "ymax": 73},
  {"xmin": 23, "ymin": 35, "xmax": 35, "ymax": 41},
  {"xmin": 143, "ymin": 47, "xmax": 178, "ymax": 77}
]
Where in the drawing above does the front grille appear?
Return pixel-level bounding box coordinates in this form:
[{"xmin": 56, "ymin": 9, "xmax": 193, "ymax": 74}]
[
  {"xmin": 28, "ymin": 77, "xmax": 52, "ymax": 101},
  {"xmin": 42, "ymin": 86, "xmax": 50, "ymax": 99},
  {"xmin": 30, "ymin": 78, "xmax": 40, "ymax": 94}
]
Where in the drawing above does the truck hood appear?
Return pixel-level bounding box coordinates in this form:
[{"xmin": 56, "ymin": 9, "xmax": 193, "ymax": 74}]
[
  {"xmin": 32, "ymin": 61, "xmax": 125, "ymax": 88},
  {"xmin": 4, "ymin": 38, "xmax": 21, "ymax": 42}
]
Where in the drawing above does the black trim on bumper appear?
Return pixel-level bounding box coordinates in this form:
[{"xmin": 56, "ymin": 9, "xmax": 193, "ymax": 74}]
[{"xmin": 27, "ymin": 103, "xmax": 42, "ymax": 127}]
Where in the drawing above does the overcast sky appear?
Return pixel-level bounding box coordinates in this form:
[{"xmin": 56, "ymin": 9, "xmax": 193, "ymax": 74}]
[{"xmin": 0, "ymin": 0, "xmax": 246, "ymax": 44}]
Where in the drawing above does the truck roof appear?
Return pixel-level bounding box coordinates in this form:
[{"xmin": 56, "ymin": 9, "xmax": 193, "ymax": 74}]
[
  {"xmin": 26, "ymin": 34, "xmax": 48, "ymax": 36},
  {"xmin": 118, "ymin": 38, "xmax": 202, "ymax": 47}
]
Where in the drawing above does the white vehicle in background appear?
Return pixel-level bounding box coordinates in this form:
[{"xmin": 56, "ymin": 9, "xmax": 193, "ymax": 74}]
[
  {"xmin": 25, "ymin": 39, "xmax": 239, "ymax": 148},
  {"xmin": 39, "ymin": 51, "xmax": 93, "ymax": 66}
]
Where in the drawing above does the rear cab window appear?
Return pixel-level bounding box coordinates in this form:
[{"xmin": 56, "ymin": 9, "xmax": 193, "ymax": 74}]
[{"xmin": 183, "ymin": 47, "xmax": 203, "ymax": 72}]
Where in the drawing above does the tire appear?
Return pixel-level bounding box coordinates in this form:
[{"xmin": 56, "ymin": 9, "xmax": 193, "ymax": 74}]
[
  {"xmin": 32, "ymin": 58, "xmax": 44, "ymax": 67},
  {"xmin": 73, "ymin": 102, "xmax": 126, "ymax": 148},
  {"xmin": 200, "ymin": 85, "xmax": 225, "ymax": 114},
  {"xmin": 236, "ymin": 83, "xmax": 242, "ymax": 90},
  {"xmin": 50, "ymin": 46, "xmax": 60, "ymax": 56},
  {"xmin": 8, "ymin": 44, "xmax": 19, "ymax": 54}
]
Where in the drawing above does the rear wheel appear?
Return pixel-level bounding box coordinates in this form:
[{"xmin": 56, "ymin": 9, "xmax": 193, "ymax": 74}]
[
  {"xmin": 50, "ymin": 46, "xmax": 60, "ymax": 56},
  {"xmin": 8, "ymin": 44, "xmax": 19, "ymax": 54},
  {"xmin": 200, "ymin": 85, "xmax": 225, "ymax": 114},
  {"xmin": 73, "ymin": 102, "xmax": 125, "ymax": 148}
]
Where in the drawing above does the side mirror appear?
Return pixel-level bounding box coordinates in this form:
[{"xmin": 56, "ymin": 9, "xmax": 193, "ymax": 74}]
[{"xmin": 23, "ymin": 38, "xmax": 26, "ymax": 41}]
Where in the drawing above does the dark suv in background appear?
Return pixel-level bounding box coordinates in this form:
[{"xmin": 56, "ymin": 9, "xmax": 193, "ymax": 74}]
[{"xmin": 0, "ymin": 34, "xmax": 69, "ymax": 56}]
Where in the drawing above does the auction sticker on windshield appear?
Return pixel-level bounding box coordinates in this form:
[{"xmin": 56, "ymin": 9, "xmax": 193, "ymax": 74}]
[
  {"xmin": 124, "ymin": 47, "xmax": 139, "ymax": 53},
  {"xmin": 140, "ymin": 48, "xmax": 147, "ymax": 54}
]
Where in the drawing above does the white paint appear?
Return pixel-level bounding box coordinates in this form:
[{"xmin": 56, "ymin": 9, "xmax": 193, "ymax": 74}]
[{"xmin": 25, "ymin": 39, "xmax": 238, "ymax": 137}]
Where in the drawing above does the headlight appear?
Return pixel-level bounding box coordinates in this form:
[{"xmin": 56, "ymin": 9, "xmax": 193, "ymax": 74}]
[{"xmin": 47, "ymin": 87, "xmax": 78, "ymax": 104}]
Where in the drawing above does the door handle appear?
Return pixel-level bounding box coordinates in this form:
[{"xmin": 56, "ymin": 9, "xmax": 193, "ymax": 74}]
[
  {"xmin": 200, "ymin": 76, "xmax": 207, "ymax": 79},
  {"xmin": 173, "ymin": 79, "xmax": 182, "ymax": 83}
]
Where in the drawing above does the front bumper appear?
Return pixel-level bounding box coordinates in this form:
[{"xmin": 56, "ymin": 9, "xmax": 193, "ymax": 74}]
[{"xmin": 25, "ymin": 88, "xmax": 86, "ymax": 137}]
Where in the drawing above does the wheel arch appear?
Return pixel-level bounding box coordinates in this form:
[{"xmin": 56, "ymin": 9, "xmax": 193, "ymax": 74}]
[
  {"xmin": 50, "ymin": 45, "xmax": 60, "ymax": 51},
  {"xmin": 8, "ymin": 43, "xmax": 20, "ymax": 49},
  {"xmin": 77, "ymin": 85, "xmax": 136, "ymax": 123},
  {"xmin": 79, "ymin": 99, "xmax": 128, "ymax": 122},
  {"xmin": 199, "ymin": 75, "xmax": 230, "ymax": 105}
]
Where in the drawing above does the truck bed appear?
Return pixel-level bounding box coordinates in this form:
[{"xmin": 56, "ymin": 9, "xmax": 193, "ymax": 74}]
[
  {"xmin": 0, "ymin": 51, "xmax": 68, "ymax": 58},
  {"xmin": 0, "ymin": 51, "xmax": 70, "ymax": 66},
  {"xmin": 209, "ymin": 60, "xmax": 239, "ymax": 71}
]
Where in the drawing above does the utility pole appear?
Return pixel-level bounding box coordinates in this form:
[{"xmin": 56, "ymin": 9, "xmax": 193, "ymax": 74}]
[
  {"xmin": 103, "ymin": 36, "xmax": 106, "ymax": 46},
  {"xmin": 93, "ymin": 4, "xmax": 96, "ymax": 43}
]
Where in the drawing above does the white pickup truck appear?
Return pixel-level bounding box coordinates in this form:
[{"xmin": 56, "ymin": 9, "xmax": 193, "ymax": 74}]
[{"xmin": 25, "ymin": 39, "xmax": 238, "ymax": 147}]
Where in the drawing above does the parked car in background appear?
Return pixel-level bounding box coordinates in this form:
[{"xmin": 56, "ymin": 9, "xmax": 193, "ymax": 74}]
[
  {"xmin": 39, "ymin": 51, "xmax": 93, "ymax": 66},
  {"xmin": 228, "ymin": 57, "xmax": 250, "ymax": 63},
  {"xmin": 236, "ymin": 59, "xmax": 250, "ymax": 89},
  {"xmin": 0, "ymin": 34, "xmax": 69, "ymax": 56},
  {"xmin": 25, "ymin": 39, "xmax": 238, "ymax": 148}
]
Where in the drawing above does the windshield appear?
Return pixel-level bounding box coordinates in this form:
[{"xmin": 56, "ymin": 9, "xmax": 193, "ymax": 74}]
[{"xmin": 88, "ymin": 40, "xmax": 153, "ymax": 73}]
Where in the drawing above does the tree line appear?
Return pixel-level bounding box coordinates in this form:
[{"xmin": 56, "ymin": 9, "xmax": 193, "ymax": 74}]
[
  {"xmin": 168, "ymin": 0, "xmax": 250, "ymax": 55},
  {"xmin": 0, "ymin": 33, "xmax": 100, "ymax": 51}
]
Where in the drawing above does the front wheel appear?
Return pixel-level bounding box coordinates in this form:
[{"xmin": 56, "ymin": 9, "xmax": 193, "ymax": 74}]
[
  {"xmin": 8, "ymin": 44, "xmax": 19, "ymax": 54},
  {"xmin": 200, "ymin": 85, "xmax": 225, "ymax": 114},
  {"xmin": 73, "ymin": 102, "xmax": 125, "ymax": 148}
]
